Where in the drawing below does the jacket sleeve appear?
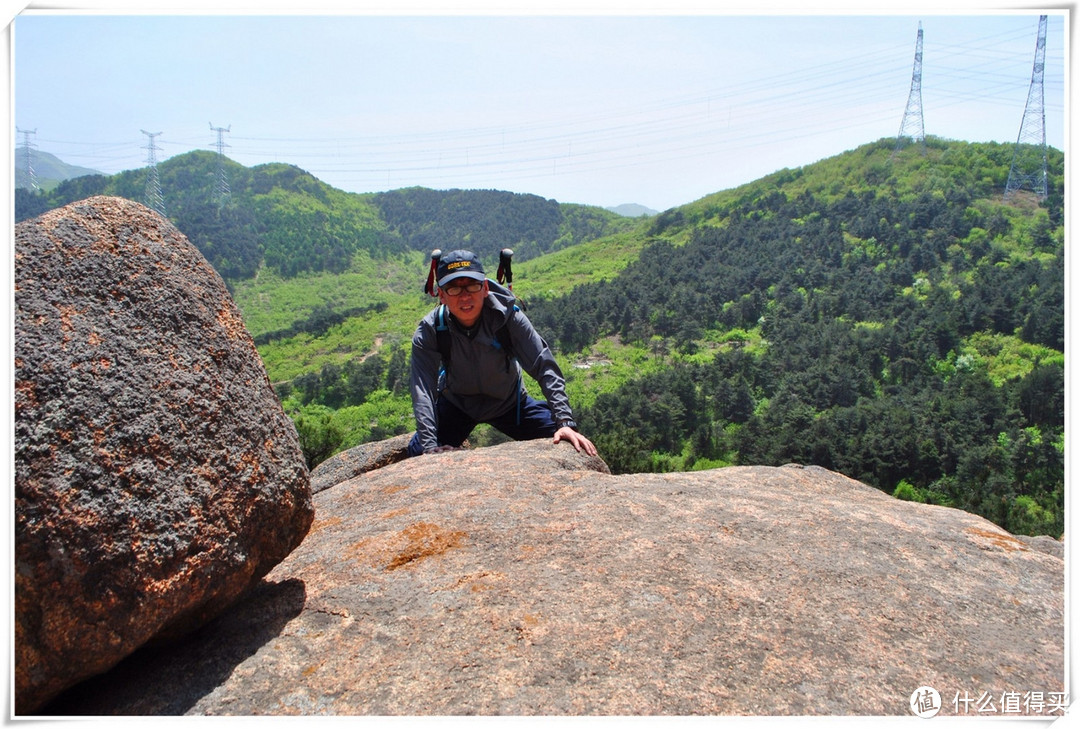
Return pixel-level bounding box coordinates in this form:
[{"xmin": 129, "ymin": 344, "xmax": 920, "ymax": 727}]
[
  {"xmin": 506, "ymin": 310, "xmax": 575, "ymax": 424},
  {"xmin": 410, "ymin": 317, "xmax": 444, "ymax": 452}
]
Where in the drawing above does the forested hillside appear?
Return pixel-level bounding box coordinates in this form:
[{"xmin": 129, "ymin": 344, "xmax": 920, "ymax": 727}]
[
  {"xmin": 15, "ymin": 152, "xmax": 386, "ymax": 280},
  {"xmin": 14, "ymin": 151, "xmax": 633, "ymax": 283},
  {"xmin": 527, "ymin": 138, "xmax": 1064, "ymax": 537},
  {"xmin": 13, "ymin": 137, "xmax": 1064, "ymax": 538},
  {"xmin": 374, "ymin": 187, "xmax": 633, "ymax": 263}
]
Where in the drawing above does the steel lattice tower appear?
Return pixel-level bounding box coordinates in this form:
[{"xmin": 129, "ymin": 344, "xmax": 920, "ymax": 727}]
[
  {"xmin": 141, "ymin": 130, "xmax": 167, "ymax": 216},
  {"xmin": 17, "ymin": 127, "xmax": 38, "ymax": 191},
  {"xmin": 894, "ymin": 22, "xmax": 926, "ymax": 155},
  {"xmin": 1005, "ymin": 15, "xmax": 1049, "ymax": 200},
  {"xmin": 209, "ymin": 122, "xmax": 232, "ymax": 203}
]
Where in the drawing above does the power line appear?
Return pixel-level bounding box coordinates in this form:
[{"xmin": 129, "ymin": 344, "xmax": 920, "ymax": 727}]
[{"xmin": 20, "ymin": 19, "xmax": 1063, "ymax": 200}]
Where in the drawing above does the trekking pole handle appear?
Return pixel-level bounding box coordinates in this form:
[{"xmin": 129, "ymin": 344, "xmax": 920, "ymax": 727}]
[
  {"xmin": 424, "ymin": 249, "xmax": 443, "ymax": 296},
  {"xmin": 498, "ymin": 248, "xmax": 514, "ymax": 287}
]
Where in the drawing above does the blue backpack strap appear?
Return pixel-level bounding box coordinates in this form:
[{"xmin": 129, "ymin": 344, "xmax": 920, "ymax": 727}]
[
  {"xmin": 435, "ymin": 304, "xmax": 451, "ymax": 364},
  {"xmin": 434, "ymin": 304, "xmax": 452, "ymax": 385}
]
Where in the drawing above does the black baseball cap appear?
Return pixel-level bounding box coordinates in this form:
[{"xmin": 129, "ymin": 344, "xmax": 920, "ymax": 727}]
[{"xmin": 437, "ymin": 250, "xmax": 486, "ymax": 287}]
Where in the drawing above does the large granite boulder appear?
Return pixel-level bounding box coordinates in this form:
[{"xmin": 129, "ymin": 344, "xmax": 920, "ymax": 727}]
[
  {"xmin": 14, "ymin": 197, "xmax": 314, "ymax": 713},
  {"xmin": 38, "ymin": 440, "xmax": 1063, "ymax": 717}
]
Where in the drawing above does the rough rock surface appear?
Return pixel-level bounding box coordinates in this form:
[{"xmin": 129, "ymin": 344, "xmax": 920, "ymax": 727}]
[
  {"xmin": 40, "ymin": 441, "xmax": 1063, "ymax": 716},
  {"xmin": 15, "ymin": 197, "xmax": 314, "ymax": 714},
  {"xmin": 309, "ymin": 432, "xmax": 412, "ymax": 494}
]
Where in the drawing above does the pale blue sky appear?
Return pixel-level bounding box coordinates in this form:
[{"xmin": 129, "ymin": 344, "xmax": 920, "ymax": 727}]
[{"xmin": 8, "ymin": 3, "xmax": 1068, "ymax": 211}]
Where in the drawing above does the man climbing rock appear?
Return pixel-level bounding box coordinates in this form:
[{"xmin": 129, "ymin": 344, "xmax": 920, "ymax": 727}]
[{"xmin": 408, "ymin": 249, "xmax": 597, "ymax": 457}]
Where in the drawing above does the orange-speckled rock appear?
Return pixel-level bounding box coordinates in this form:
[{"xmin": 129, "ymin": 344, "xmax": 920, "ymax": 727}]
[
  {"xmin": 40, "ymin": 440, "xmax": 1062, "ymax": 716},
  {"xmin": 14, "ymin": 197, "xmax": 314, "ymax": 714}
]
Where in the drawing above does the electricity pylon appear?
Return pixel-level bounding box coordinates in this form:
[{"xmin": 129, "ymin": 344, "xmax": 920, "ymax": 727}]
[
  {"xmin": 1005, "ymin": 15, "xmax": 1049, "ymax": 200},
  {"xmin": 894, "ymin": 22, "xmax": 926, "ymax": 156},
  {"xmin": 141, "ymin": 130, "xmax": 166, "ymax": 216},
  {"xmin": 17, "ymin": 127, "xmax": 38, "ymax": 191},
  {"xmin": 209, "ymin": 122, "xmax": 232, "ymax": 204}
]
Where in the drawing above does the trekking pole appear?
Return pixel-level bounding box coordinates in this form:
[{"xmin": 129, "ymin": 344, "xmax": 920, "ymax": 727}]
[
  {"xmin": 497, "ymin": 247, "xmax": 526, "ymax": 310},
  {"xmin": 424, "ymin": 248, "xmax": 443, "ymax": 296},
  {"xmin": 497, "ymin": 248, "xmax": 514, "ymax": 291}
]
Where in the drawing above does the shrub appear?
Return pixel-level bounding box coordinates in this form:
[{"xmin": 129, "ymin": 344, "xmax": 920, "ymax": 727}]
[
  {"xmin": 1006, "ymin": 494, "xmax": 1060, "ymax": 537},
  {"xmin": 294, "ymin": 408, "xmax": 344, "ymax": 470},
  {"xmin": 893, "ymin": 479, "xmax": 926, "ymax": 503}
]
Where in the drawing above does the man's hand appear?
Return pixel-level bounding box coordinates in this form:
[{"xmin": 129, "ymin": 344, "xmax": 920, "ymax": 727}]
[{"xmin": 553, "ymin": 426, "xmax": 598, "ymax": 456}]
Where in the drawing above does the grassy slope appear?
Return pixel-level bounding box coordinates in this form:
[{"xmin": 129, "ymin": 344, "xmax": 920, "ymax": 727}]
[{"xmin": 234, "ymin": 212, "xmax": 657, "ymax": 383}]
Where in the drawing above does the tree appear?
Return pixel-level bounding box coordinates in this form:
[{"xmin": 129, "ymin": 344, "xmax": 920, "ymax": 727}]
[{"xmin": 294, "ymin": 409, "xmax": 344, "ymax": 470}]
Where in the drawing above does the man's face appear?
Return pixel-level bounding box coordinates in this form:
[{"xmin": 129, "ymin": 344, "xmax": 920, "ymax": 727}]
[{"xmin": 438, "ymin": 277, "xmax": 487, "ymax": 327}]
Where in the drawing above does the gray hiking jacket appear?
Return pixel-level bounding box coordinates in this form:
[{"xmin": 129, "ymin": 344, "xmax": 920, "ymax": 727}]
[{"xmin": 410, "ymin": 279, "xmax": 574, "ymax": 453}]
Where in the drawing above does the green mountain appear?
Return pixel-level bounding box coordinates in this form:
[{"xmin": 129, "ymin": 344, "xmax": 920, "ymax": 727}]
[
  {"xmin": 14, "ymin": 137, "xmax": 1065, "ymax": 539},
  {"xmin": 14, "ymin": 147, "xmax": 102, "ymax": 192},
  {"xmin": 535, "ymin": 138, "xmax": 1063, "ymax": 536},
  {"xmin": 15, "ymin": 150, "xmax": 637, "ymax": 282}
]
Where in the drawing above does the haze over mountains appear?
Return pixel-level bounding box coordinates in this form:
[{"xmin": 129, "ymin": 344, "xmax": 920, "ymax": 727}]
[
  {"xmin": 13, "ymin": 146, "xmax": 102, "ymax": 192},
  {"xmin": 13, "ymin": 147, "xmax": 657, "ymax": 216},
  {"xmin": 604, "ymin": 203, "xmax": 659, "ymax": 217}
]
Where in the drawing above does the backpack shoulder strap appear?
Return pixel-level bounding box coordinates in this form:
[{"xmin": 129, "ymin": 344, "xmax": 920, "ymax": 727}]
[
  {"xmin": 492, "ymin": 305, "xmax": 520, "ymax": 357},
  {"xmin": 435, "ymin": 304, "xmax": 451, "ymax": 367}
]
